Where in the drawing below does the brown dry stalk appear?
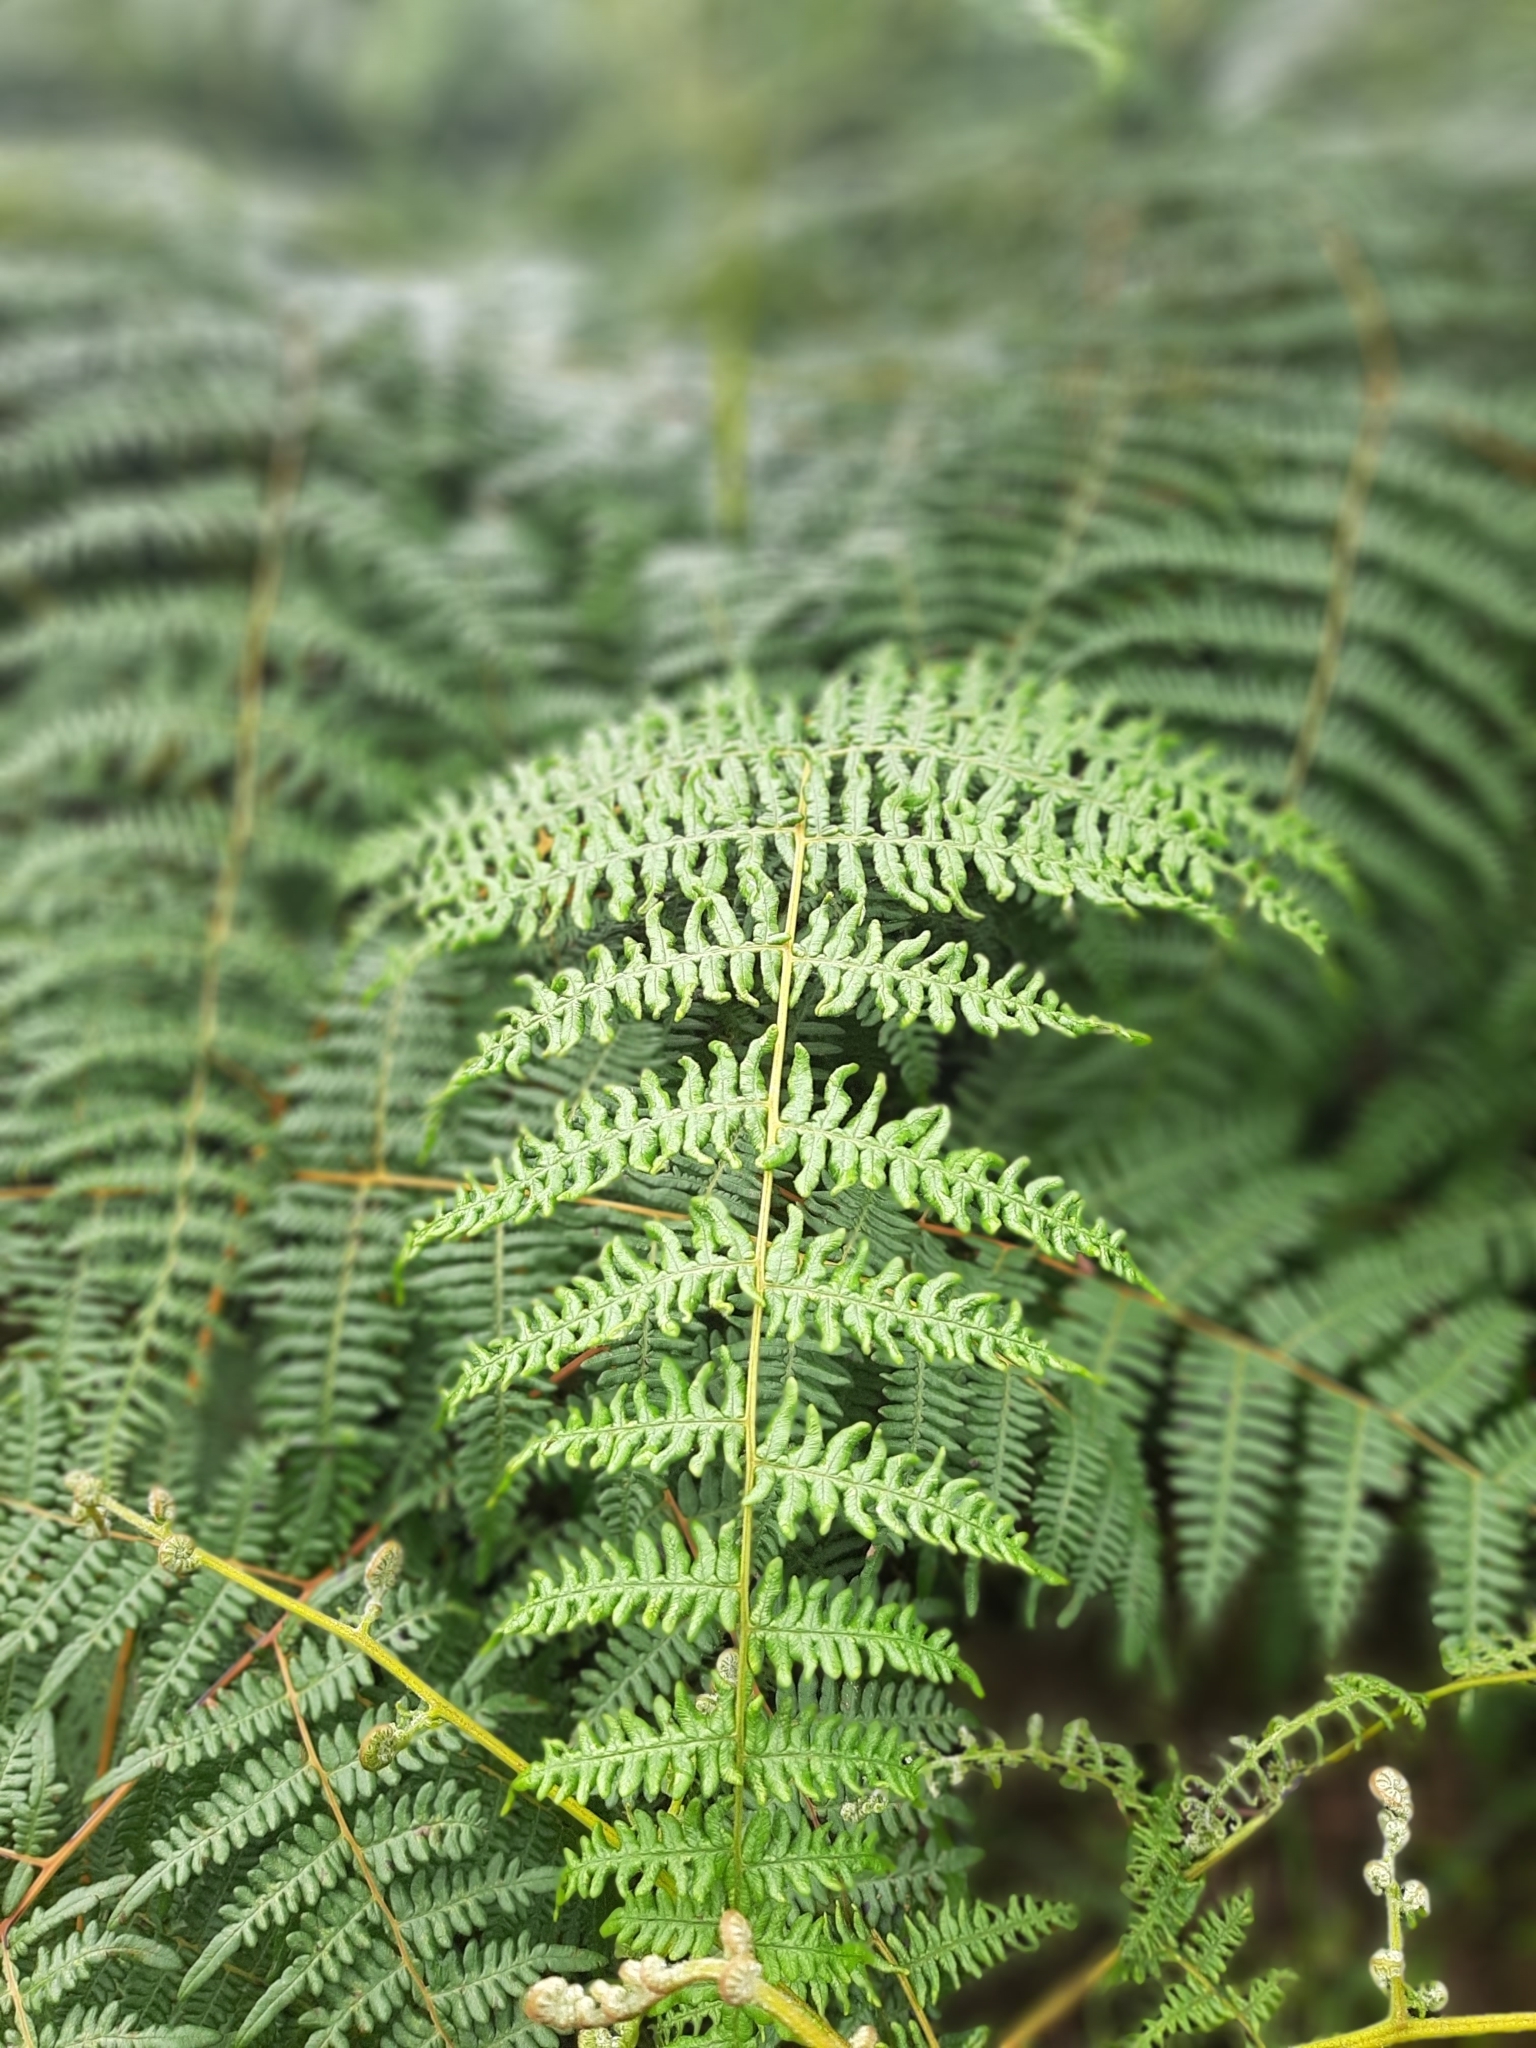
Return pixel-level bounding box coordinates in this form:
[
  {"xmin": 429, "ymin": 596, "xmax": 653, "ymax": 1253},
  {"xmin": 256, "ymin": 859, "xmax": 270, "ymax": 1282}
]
[{"xmin": 273, "ymin": 1638, "xmax": 453, "ymax": 2048}]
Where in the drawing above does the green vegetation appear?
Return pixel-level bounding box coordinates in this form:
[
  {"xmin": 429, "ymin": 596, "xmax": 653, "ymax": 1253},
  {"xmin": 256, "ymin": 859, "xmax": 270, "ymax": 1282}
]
[{"xmin": 1, "ymin": 5, "xmax": 1534, "ymax": 2046}]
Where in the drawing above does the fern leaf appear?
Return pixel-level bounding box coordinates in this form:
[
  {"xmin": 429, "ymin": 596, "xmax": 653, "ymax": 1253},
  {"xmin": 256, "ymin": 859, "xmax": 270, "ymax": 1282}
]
[
  {"xmin": 443, "ymin": 1200, "xmax": 1076, "ymax": 1418},
  {"xmin": 879, "ymin": 1896, "xmax": 1076, "ymax": 2008},
  {"xmin": 506, "ymin": 1354, "xmax": 744, "ymax": 1483},
  {"xmin": 1299, "ymin": 1396, "xmax": 1407, "ymax": 1649},
  {"xmin": 418, "ymin": 1033, "xmax": 1141, "ymax": 1279},
  {"xmin": 562, "ymin": 1799, "xmax": 889, "ymax": 1910},
  {"xmin": 1165, "ymin": 1333, "xmax": 1297, "ymax": 1627},
  {"xmin": 753, "ymin": 1396, "xmax": 1053, "ymax": 1572},
  {"xmin": 405, "ymin": 649, "xmax": 1329, "ymax": 953},
  {"xmin": 750, "ymin": 1556, "xmax": 979, "ymax": 1692},
  {"xmin": 521, "ymin": 1682, "xmax": 925, "ymax": 1810},
  {"xmin": 500, "ymin": 1521, "xmax": 740, "ymax": 1643},
  {"xmin": 1426, "ymin": 1408, "xmax": 1536, "ymax": 1640}
]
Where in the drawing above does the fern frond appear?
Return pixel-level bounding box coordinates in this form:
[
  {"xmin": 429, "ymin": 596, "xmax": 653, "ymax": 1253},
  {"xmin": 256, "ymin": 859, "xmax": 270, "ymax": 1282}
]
[
  {"xmin": 418, "ymin": 1036, "xmax": 1141, "ymax": 1279},
  {"xmin": 1165, "ymin": 1333, "xmax": 1297, "ymax": 1628},
  {"xmin": 749, "ymin": 1557, "xmax": 979, "ymax": 1692},
  {"xmin": 752, "ymin": 1397, "xmax": 1052, "ymax": 1572},
  {"xmin": 521, "ymin": 1682, "xmax": 926, "ymax": 1810},
  {"xmin": 1426, "ymin": 1408, "xmax": 1536, "ymax": 1640},
  {"xmin": 447, "ymin": 1200, "xmax": 1077, "ymax": 1420},
  {"xmin": 404, "ymin": 648, "xmax": 1328, "ymax": 953},
  {"xmin": 562, "ymin": 1800, "xmax": 889, "ymax": 1910},
  {"xmin": 500, "ymin": 1522, "xmax": 740, "ymax": 1643},
  {"xmin": 444, "ymin": 908, "xmax": 1136, "ymax": 1097},
  {"xmin": 878, "ymin": 1896, "xmax": 1076, "ymax": 2008}
]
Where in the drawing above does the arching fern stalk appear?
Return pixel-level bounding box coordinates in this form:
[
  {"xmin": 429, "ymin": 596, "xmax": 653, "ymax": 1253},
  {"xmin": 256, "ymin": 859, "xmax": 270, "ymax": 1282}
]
[{"xmin": 394, "ymin": 647, "xmax": 1329, "ymax": 2044}]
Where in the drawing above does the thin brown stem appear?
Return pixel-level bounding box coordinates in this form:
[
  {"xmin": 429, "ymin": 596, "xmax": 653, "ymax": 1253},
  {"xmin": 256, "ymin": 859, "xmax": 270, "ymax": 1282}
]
[
  {"xmin": 1281, "ymin": 219, "xmax": 1398, "ymax": 808},
  {"xmin": 91, "ymin": 1628, "xmax": 137, "ymax": 1798},
  {"xmin": 274, "ymin": 1638, "xmax": 453, "ymax": 2048},
  {"xmin": 0, "ymin": 1783, "xmax": 135, "ymax": 1943}
]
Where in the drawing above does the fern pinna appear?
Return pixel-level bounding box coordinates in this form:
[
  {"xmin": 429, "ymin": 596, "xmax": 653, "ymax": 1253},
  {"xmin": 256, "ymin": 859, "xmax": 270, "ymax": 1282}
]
[{"xmin": 373, "ymin": 646, "xmax": 1325, "ymax": 2047}]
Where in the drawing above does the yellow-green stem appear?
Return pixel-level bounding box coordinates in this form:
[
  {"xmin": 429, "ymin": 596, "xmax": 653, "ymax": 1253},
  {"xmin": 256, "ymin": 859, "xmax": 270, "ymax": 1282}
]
[
  {"xmin": 94, "ymin": 1494, "xmax": 616, "ymax": 1845},
  {"xmin": 753, "ymin": 1980, "xmax": 860, "ymax": 2048},
  {"xmin": 996, "ymin": 1660, "xmax": 1536, "ymax": 2048},
  {"xmin": 1290, "ymin": 2017, "xmax": 1536, "ymax": 2048},
  {"xmin": 730, "ymin": 755, "xmax": 812, "ymax": 1897}
]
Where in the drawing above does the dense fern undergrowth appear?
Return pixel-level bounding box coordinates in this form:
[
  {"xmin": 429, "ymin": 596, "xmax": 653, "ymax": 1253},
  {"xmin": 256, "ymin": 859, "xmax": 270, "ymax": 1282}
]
[{"xmin": 2, "ymin": 111, "xmax": 1536, "ymax": 2048}]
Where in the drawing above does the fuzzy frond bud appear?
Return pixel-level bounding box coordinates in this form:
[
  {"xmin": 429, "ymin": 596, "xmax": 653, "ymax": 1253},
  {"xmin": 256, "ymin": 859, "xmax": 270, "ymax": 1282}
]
[
  {"xmin": 1369, "ymin": 1765, "xmax": 1413, "ymax": 1817},
  {"xmin": 1368, "ymin": 1948, "xmax": 1404, "ymax": 1988},
  {"xmin": 64, "ymin": 1469, "xmax": 103, "ymax": 1507},
  {"xmin": 146, "ymin": 1485, "xmax": 176, "ymax": 1525},
  {"xmin": 156, "ymin": 1533, "xmax": 198, "ymax": 1576},
  {"xmin": 522, "ymin": 1914, "xmax": 782, "ymax": 2036},
  {"xmin": 65, "ymin": 1471, "xmax": 110, "ymax": 1535},
  {"xmin": 577, "ymin": 2026, "xmax": 640, "ymax": 2048},
  {"xmin": 718, "ymin": 1956, "xmax": 766, "ymax": 2007},
  {"xmin": 1377, "ymin": 1810, "xmax": 1411, "ymax": 1853},
  {"xmin": 365, "ymin": 1539, "xmax": 404, "ymax": 1594},
  {"xmin": 1363, "ymin": 1859, "xmax": 1392, "ymax": 1896},
  {"xmin": 359, "ymin": 1722, "xmax": 403, "ymax": 1772},
  {"xmin": 1409, "ymin": 1982, "xmax": 1449, "ymax": 2016},
  {"xmin": 718, "ymin": 1910, "xmax": 754, "ymax": 1959},
  {"xmin": 1401, "ymin": 1878, "xmax": 1431, "ymax": 1919}
]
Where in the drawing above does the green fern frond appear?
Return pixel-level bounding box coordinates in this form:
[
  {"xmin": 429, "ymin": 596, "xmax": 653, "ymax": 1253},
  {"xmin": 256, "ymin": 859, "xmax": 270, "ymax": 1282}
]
[
  {"xmin": 444, "ymin": 1201, "xmax": 1075, "ymax": 1409},
  {"xmin": 420, "ymin": 1034, "xmax": 1141, "ymax": 1278},
  {"xmin": 500, "ymin": 1522, "xmax": 740, "ymax": 1643},
  {"xmin": 562, "ymin": 1800, "xmax": 889, "ymax": 1911},
  {"xmin": 878, "ymin": 1896, "xmax": 1077, "ymax": 2008},
  {"xmin": 404, "ymin": 648, "xmax": 1329, "ymax": 954},
  {"xmin": 749, "ymin": 1557, "xmax": 979, "ymax": 1692},
  {"xmin": 520, "ymin": 1681, "xmax": 926, "ymax": 1810}
]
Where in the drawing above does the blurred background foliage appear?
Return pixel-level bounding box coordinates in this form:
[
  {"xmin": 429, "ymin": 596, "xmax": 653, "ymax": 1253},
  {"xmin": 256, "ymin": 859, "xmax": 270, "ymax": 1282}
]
[{"xmin": 1, "ymin": 0, "xmax": 1534, "ymax": 2040}]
